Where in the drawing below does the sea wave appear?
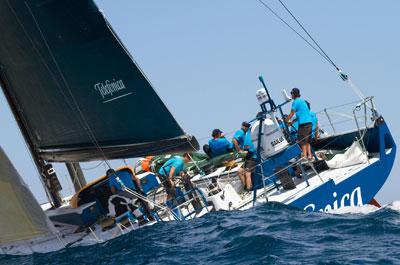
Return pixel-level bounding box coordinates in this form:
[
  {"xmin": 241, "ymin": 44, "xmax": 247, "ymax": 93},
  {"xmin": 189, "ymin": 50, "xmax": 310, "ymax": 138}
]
[
  {"xmin": 387, "ymin": 201, "xmax": 400, "ymax": 212},
  {"xmin": 1, "ymin": 202, "xmax": 400, "ymax": 265}
]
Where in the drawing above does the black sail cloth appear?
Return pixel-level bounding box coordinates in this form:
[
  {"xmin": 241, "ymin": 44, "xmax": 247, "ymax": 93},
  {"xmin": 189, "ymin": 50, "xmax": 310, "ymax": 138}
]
[{"xmin": 0, "ymin": 0, "xmax": 198, "ymax": 162}]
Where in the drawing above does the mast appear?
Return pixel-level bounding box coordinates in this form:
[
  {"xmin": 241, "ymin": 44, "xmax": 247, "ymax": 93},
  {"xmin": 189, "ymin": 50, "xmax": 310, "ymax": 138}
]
[
  {"xmin": 65, "ymin": 162, "xmax": 87, "ymax": 192},
  {"xmin": 0, "ymin": 66, "xmax": 63, "ymax": 208}
]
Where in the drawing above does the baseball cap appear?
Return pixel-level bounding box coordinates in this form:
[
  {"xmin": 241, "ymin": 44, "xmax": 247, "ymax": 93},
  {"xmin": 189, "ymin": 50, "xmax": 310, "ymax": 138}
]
[
  {"xmin": 242, "ymin": 121, "xmax": 251, "ymax": 128},
  {"xmin": 290, "ymin": 88, "xmax": 300, "ymax": 96},
  {"xmin": 212, "ymin": 129, "xmax": 222, "ymax": 137}
]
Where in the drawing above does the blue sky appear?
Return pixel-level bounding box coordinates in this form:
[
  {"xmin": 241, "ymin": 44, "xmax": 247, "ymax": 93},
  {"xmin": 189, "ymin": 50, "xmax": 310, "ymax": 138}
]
[{"xmin": 1, "ymin": 0, "xmax": 399, "ymax": 204}]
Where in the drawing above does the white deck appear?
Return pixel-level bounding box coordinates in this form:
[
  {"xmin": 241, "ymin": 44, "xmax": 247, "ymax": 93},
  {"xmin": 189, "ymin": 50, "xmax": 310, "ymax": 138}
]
[
  {"xmin": 267, "ymin": 157, "xmax": 378, "ymax": 205},
  {"xmin": 192, "ymin": 155, "xmax": 379, "ymax": 212}
]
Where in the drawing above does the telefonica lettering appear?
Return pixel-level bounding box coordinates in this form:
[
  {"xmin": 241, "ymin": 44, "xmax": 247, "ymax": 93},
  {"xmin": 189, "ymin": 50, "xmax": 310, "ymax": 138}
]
[
  {"xmin": 94, "ymin": 79, "xmax": 126, "ymax": 99},
  {"xmin": 304, "ymin": 187, "xmax": 363, "ymax": 212}
]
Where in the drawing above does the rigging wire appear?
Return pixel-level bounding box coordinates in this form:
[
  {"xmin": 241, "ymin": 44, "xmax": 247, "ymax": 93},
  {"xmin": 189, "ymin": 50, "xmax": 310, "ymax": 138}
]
[
  {"xmin": 257, "ymin": 0, "xmax": 333, "ymax": 67},
  {"xmin": 257, "ymin": 0, "xmax": 341, "ymax": 72},
  {"xmin": 257, "ymin": 0, "xmax": 368, "ymax": 101},
  {"xmin": 81, "ymin": 161, "xmax": 105, "ymax": 171},
  {"xmin": 276, "ymin": 0, "xmax": 340, "ymax": 72}
]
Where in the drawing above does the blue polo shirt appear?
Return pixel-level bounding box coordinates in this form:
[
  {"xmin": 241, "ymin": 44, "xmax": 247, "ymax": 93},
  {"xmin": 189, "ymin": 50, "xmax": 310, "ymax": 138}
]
[
  {"xmin": 208, "ymin": 138, "xmax": 232, "ymax": 158},
  {"xmin": 310, "ymin": 111, "xmax": 318, "ymax": 139},
  {"xmin": 109, "ymin": 170, "xmax": 136, "ymax": 191},
  {"xmin": 291, "ymin": 98, "xmax": 313, "ymax": 125},
  {"xmin": 233, "ymin": 129, "xmax": 246, "ymax": 149},
  {"xmin": 244, "ymin": 132, "xmax": 257, "ymax": 159},
  {"xmin": 159, "ymin": 156, "xmax": 185, "ymax": 177}
]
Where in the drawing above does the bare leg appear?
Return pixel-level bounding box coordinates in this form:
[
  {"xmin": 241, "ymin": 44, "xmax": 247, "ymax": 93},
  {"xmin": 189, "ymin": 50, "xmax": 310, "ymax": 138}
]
[
  {"xmin": 166, "ymin": 181, "xmax": 176, "ymax": 201},
  {"xmin": 238, "ymin": 168, "xmax": 245, "ymax": 188},
  {"xmin": 301, "ymin": 144, "xmax": 307, "ymax": 158},
  {"xmin": 307, "ymin": 143, "xmax": 313, "ymax": 160},
  {"xmin": 245, "ymin": 171, "xmax": 253, "ymax": 190}
]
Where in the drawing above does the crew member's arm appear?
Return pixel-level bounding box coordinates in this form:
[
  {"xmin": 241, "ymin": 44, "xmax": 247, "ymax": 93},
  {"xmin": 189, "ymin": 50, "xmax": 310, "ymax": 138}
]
[
  {"xmin": 168, "ymin": 166, "xmax": 176, "ymax": 187},
  {"xmin": 131, "ymin": 173, "xmax": 142, "ymax": 191},
  {"xmin": 109, "ymin": 178, "xmax": 118, "ymax": 194},
  {"xmin": 232, "ymin": 138, "xmax": 241, "ymax": 152},
  {"xmin": 315, "ymin": 122, "xmax": 319, "ymax": 139},
  {"xmin": 286, "ymin": 110, "xmax": 295, "ymax": 125}
]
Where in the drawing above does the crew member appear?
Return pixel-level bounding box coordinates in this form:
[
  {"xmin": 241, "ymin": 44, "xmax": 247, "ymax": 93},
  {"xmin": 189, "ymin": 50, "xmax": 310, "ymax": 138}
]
[
  {"xmin": 158, "ymin": 153, "xmax": 191, "ymax": 200},
  {"xmin": 208, "ymin": 129, "xmax": 233, "ymax": 158},
  {"xmin": 232, "ymin": 122, "xmax": 251, "ymax": 152},
  {"xmin": 237, "ymin": 130, "xmax": 257, "ymax": 191},
  {"xmin": 107, "ymin": 168, "xmax": 155, "ymax": 221},
  {"xmin": 285, "ymin": 88, "xmax": 313, "ymax": 160}
]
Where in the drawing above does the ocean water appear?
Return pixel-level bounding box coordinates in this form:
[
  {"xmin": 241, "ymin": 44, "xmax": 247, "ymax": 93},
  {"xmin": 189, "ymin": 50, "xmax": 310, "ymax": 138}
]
[{"xmin": 1, "ymin": 202, "xmax": 400, "ymax": 265}]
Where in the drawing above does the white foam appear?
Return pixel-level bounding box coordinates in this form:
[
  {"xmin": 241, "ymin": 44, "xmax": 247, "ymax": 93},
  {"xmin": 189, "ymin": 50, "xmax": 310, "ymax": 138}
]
[
  {"xmin": 387, "ymin": 201, "xmax": 400, "ymax": 212},
  {"xmin": 328, "ymin": 201, "xmax": 400, "ymax": 215},
  {"xmin": 327, "ymin": 204, "xmax": 379, "ymax": 215}
]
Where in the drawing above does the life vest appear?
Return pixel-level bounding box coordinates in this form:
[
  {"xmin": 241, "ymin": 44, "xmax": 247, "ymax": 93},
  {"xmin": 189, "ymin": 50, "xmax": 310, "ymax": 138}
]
[{"xmin": 141, "ymin": 156, "xmax": 154, "ymax": 172}]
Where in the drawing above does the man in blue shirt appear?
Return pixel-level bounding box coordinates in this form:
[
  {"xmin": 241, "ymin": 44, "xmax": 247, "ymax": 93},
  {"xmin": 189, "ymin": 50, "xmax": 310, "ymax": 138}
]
[
  {"xmin": 107, "ymin": 168, "xmax": 155, "ymax": 221},
  {"xmin": 158, "ymin": 153, "xmax": 191, "ymax": 199},
  {"xmin": 208, "ymin": 129, "xmax": 233, "ymax": 158},
  {"xmin": 237, "ymin": 131, "xmax": 257, "ymax": 190},
  {"xmin": 285, "ymin": 88, "xmax": 313, "ymax": 160},
  {"xmin": 232, "ymin": 122, "xmax": 251, "ymax": 152}
]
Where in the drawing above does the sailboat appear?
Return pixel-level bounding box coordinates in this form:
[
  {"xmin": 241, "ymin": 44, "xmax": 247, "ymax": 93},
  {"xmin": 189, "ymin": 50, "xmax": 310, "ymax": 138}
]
[
  {"xmin": 0, "ymin": 0, "xmax": 208, "ymax": 255},
  {"xmin": 0, "ymin": 0, "xmax": 396, "ymax": 255}
]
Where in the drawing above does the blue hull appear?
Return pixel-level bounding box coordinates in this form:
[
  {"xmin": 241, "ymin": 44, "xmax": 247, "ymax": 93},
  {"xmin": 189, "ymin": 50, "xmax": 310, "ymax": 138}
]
[{"xmin": 289, "ymin": 119, "xmax": 396, "ymax": 212}]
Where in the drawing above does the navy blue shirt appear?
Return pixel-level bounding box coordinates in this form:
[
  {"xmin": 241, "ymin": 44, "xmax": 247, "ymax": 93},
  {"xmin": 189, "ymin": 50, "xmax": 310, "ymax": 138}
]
[{"xmin": 208, "ymin": 138, "xmax": 232, "ymax": 158}]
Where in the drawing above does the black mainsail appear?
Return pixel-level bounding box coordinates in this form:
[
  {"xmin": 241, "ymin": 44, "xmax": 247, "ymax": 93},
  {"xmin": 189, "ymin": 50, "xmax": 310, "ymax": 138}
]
[{"xmin": 0, "ymin": 0, "xmax": 198, "ymax": 163}]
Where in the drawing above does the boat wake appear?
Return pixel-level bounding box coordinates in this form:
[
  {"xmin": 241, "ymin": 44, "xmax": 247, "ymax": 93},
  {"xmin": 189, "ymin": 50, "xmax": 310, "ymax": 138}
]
[{"xmin": 1, "ymin": 200, "xmax": 400, "ymax": 265}]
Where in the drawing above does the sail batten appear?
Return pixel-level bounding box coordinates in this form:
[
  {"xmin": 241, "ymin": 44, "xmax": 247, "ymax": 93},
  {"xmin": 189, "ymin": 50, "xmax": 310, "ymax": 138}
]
[
  {"xmin": 40, "ymin": 135, "xmax": 198, "ymax": 162},
  {"xmin": 0, "ymin": 0, "xmax": 198, "ymax": 163}
]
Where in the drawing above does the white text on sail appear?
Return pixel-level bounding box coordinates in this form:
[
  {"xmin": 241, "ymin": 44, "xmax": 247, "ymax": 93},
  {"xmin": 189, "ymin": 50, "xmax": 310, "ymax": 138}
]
[{"xmin": 94, "ymin": 79, "xmax": 132, "ymax": 103}]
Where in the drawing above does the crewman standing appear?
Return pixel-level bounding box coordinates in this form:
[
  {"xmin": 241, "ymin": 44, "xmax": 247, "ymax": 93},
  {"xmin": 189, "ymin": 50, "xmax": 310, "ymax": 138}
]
[{"xmin": 285, "ymin": 88, "xmax": 313, "ymax": 160}]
